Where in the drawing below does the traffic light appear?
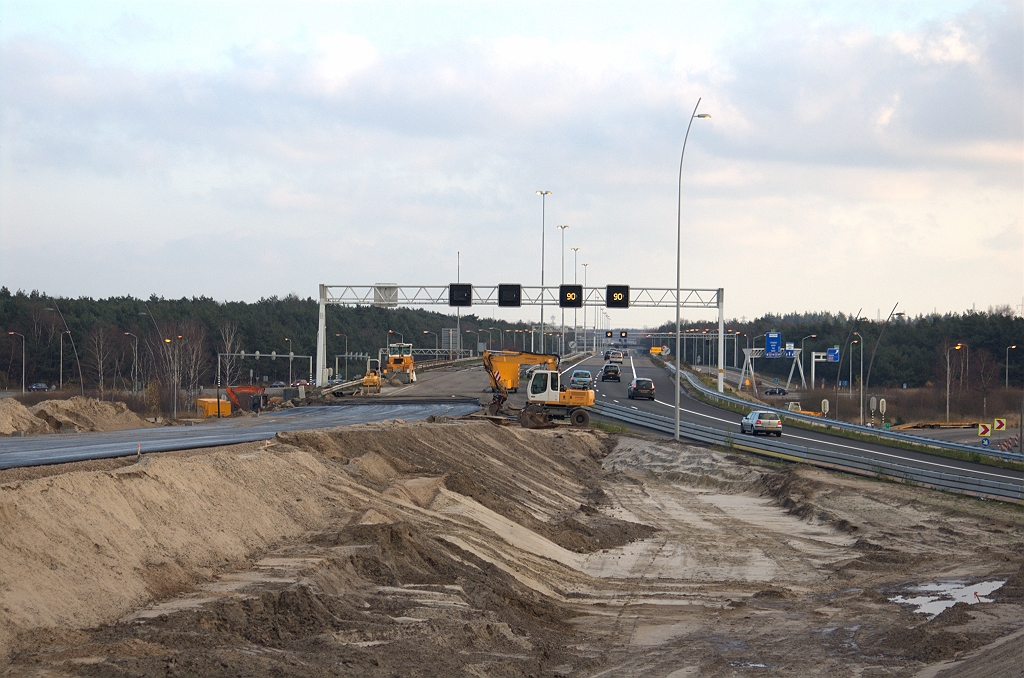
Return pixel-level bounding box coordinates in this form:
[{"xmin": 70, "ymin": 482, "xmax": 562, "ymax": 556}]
[
  {"xmin": 620, "ymin": 331, "xmax": 628, "ymax": 338},
  {"xmin": 449, "ymin": 283, "xmax": 473, "ymax": 307},
  {"xmin": 605, "ymin": 331, "xmax": 613, "ymax": 338},
  {"xmin": 497, "ymin": 284, "xmax": 521, "ymax": 307},
  {"xmin": 606, "ymin": 285, "xmax": 629, "ymax": 308},
  {"xmin": 559, "ymin": 284, "xmax": 583, "ymax": 308}
]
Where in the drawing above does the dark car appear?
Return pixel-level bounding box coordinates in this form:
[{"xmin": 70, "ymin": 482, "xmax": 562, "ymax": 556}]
[
  {"xmin": 764, "ymin": 387, "xmax": 788, "ymax": 396},
  {"xmin": 28, "ymin": 382, "xmax": 49, "ymax": 392},
  {"xmin": 627, "ymin": 377, "xmax": 655, "ymax": 400},
  {"xmin": 269, "ymin": 381, "xmax": 287, "ymax": 388},
  {"xmin": 601, "ymin": 364, "xmax": 621, "ymax": 381},
  {"xmin": 603, "ymin": 350, "xmax": 611, "ymax": 360}
]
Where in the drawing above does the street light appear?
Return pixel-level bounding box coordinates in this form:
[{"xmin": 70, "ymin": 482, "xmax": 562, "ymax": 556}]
[
  {"xmin": 865, "ymin": 305, "xmax": 905, "ymax": 390},
  {"xmin": 336, "ymin": 332, "xmax": 349, "ymax": 380},
  {"xmin": 488, "ymin": 327, "xmax": 501, "ymax": 350},
  {"xmin": 7, "ymin": 332, "xmax": 25, "ymax": 393},
  {"xmin": 388, "ymin": 329, "xmax": 403, "ymax": 344},
  {"xmin": 674, "ymin": 100, "xmax": 710, "ymax": 441},
  {"xmin": 946, "ymin": 343, "xmax": 963, "ymax": 423},
  {"xmin": 536, "ymin": 190, "xmax": 551, "ymax": 350},
  {"xmin": 853, "ymin": 332, "xmax": 864, "ymax": 424},
  {"xmin": 284, "ymin": 337, "xmax": 293, "ymax": 385},
  {"xmin": 423, "ymin": 330, "xmax": 438, "ymax": 356},
  {"xmin": 557, "ymin": 224, "xmax": 569, "ymax": 355},
  {"xmin": 800, "ymin": 334, "xmax": 816, "ymax": 390},
  {"xmin": 124, "ymin": 332, "xmax": 139, "ymax": 392},
  {"xmin": 1006, "ymin": 345, "xmax": 1017, "ymax": 389},
  {"xmin": 59, "ymin": 330, "xmax": 70, "ymax": 390}
]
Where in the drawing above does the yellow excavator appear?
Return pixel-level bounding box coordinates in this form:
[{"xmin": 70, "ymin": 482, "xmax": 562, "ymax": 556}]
[
  {"xmin": 482, "ymin": 350, "xmax": 594, "ymax": 428},
  {"xmin": 382, "ymin": 343, "xmax": 416, "ymax": 384}
]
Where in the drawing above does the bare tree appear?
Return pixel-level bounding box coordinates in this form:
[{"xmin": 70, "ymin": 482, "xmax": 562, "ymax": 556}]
[
  {"xmin": 179, "ymin": 321, "xmax": 208, "ymax": 412},
  {"xmin": 974, "ymin": 349, "xmax": 999, "ymax": 418},
  {"xmin": 85, "ymin": 324, "xmax": 113, "ymax": 398},
  {"xmin": 219, "ymin": 321, "xmax": 242, "ymax": 386}
]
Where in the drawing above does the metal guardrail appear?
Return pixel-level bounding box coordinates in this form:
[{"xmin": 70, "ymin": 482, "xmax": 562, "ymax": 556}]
[
  {"xmin": 590, "ymin": 401, "xmax": 1023, "ymax": 504},
  {"xmin": 666, "ymin": 364, "xmax": 1024, "ymax": 463}
]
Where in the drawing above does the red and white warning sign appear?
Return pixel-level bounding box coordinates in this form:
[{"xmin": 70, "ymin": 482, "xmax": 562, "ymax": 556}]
[
  {"xmin": 994, "ymin": 418, "xmax": 1006, "ymax": 431},
  {"xmin": 978, "ymin": 423, "xmax": 991, "ymax": 437}
]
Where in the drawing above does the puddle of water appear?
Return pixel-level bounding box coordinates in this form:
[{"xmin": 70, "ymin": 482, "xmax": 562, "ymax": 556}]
[{"xmin": 888, "ymin": 580, "xmax": 1006, "ymax": 618}]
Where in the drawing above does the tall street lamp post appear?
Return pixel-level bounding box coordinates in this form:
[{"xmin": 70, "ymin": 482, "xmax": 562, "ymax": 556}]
[
  {"xmin": 536, "ymin": 190, "xmax": 551, "ymax": 351},
  {"xmin": 853, "ymin": 332, "xmax": 864, "ymax": 424},
  {"xmin": 335, "ymin": 333, "xmax": 348, "ymax": 380},
  {"xmin": 557, "ymin": 224, "xmax": 569, "ymax": 355},
  {"xmin": 423, "ymin": 330, "xmax": 438, "ymax": 356},
  {"xmin": 866, "ymin": 305, "xmax": 905, "ymax": 390},
  {"xmin": 674, "ymin": 99, "xmax": 710, "ymax": 442},
  {"xmin": 284, "ymin": 337, "xmax": 293, "ymax": 385},
  {"xmin": 59, "ymin": 330, "xmax": 70, "ymax": 390},
  {"xmin": 124, "ymin": 332, "xmax": 139, "ymax": 392},
  {"xmin": 946, "ymin": 343, "xmax": 963, "ymax": 422},
  {"xmin": 1006, "ymin": 345, "xmax": 1017, "ymax": 389},
  {"xmin": 8, "ymin": 332, "xmax": 25, "ymax": 393}
]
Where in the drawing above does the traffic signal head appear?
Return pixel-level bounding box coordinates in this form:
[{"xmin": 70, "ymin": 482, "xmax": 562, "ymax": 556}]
[
  {"xmin": 620, "ymin": 331, "xmax": 628, "ymax": 338},
  {"xmin": 559, "ymin": 284, "xmax": 583, "ymax": 308},
  {"xmin": 605, "ymin": 331, "xmax": 613, "ymax": 338},
  {"xmin": 449, "ymin": 283, "xmax": 473, "ymax": 307}
]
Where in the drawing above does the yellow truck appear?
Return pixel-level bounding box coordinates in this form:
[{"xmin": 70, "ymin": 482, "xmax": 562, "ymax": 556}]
[{"xmin": 382, "ymin": 343, "xmax": 416, "ymax": 384}]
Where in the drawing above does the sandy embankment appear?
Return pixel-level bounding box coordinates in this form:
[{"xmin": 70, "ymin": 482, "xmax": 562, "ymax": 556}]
[
  {"xmin": 0, "ymin": 396, "xmax": 154, "ymax": 435},
  {"xmin": 1, "ymin": 420, "xmax": 1022, "ymax": 676}
]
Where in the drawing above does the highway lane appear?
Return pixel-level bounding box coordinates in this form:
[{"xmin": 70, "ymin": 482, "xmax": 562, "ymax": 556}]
[
  {"xmin": 0, "ymin": 402, "xmax": 481, "ymax": 470},
  {"xmin": 577, "ymin": 353, "xmax": 1024, "ymax": 490}
]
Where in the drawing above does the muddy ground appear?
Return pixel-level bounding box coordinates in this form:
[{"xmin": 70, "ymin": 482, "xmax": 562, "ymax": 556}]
[{"xmin": 1, "ymin": 420, "xmax": 1022, "ymax": 676}]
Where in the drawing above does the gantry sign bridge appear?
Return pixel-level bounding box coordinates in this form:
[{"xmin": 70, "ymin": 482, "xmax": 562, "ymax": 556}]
[{"xmin": 315, "ymin": 283, "xmax": 725, "ymax": 390}]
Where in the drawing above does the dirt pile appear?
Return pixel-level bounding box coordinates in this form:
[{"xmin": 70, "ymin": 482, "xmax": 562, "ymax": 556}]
[
  {"xmin": 0, "ymin": 399, "xmax": 49, "ymax": 435},
  {"xmin": 1, "ymin": 423, "xmax": 1022, "ymax": 676},
  {"xmin": 30, "ymin": 396, "xmax": 154, "ymax": 432}
]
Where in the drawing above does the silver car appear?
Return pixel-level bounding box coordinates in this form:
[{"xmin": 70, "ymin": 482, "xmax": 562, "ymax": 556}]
[
  {"xmin": 569, "ymin": 370, "xmax": 594, "ymax": 389},
  {"xmin": 740, "ymin": 411, "xmax": 782, "ymax": 436}
]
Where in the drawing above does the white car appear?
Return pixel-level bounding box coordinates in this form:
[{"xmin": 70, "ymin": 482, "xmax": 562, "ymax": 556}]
[
  {"xmin": 740, "ymin": 411, "xmax": 782, "ymax": 436},
  {"xmin": 610, "ymin": 351, "xmax": 623, "ymax": 364}
]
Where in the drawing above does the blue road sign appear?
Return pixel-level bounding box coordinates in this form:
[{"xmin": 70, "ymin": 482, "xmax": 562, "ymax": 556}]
[
  {"xmin": 827, "ymin": 347, "xmax": 840, "ymax": 363},
  {"xmin": 765, "ymin": 332, "xmax": 782, "ymax": 358},
  {"xmin": 982, "ymin": 438, "xmax": 991, "ymax": 447},
  {"xmin": 839, "ymin": 380, "xmax": 849, "ymax": 387}
]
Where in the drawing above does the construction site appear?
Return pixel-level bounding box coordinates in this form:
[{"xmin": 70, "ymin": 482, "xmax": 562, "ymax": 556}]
[{"xmin": 1, "ymin": 364, "xmax": 1023, "ymax": 676}]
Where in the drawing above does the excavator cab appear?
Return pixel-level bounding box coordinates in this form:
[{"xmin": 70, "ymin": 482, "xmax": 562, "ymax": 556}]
[{"xmin": 527, "ymin": 370, "xmax": 562, "ymax": 404}]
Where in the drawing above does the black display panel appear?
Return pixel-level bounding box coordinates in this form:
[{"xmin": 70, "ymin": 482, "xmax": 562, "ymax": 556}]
[
  {"xmin": 605, "ymin": 331, "xmax": 613, "ymax": 338},
  {"xmin": 449, "ymin": 283, "xmax": 473, "ymax": 307},
  {"xmin": 606, "ymin": 285, "xmax": 630, "ymax": 308},
  {"xmin": 620, "ymin": 331, "xmax": 628, "ymax": 338},
  {"xmin": 559, "ymin": 284, "xmax": 583, "ymax": 308},
  {"xmin": 497, "ymin": 284, "xmax": 521, "ymax": 307}
]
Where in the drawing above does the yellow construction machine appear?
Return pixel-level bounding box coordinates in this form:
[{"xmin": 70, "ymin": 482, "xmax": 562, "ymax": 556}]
[
  {"xmin": 382, "ymin": 343, "xmax": 416, "ymax": 384},
  {"xmin": 361, "ymin": 358, "xmax": 382, "ymax": 394},
  {"xmin": 482, "ymin": 350, "xmax": 558, "ymax": 393},
  {"xmin": 482, "ymin": 350, "xmax": 594, "ymax": 428}
]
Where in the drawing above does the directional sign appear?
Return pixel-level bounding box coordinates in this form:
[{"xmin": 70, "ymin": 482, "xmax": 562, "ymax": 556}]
[
  {"xmin": 879, "ymin": 398, "xmax": 886, "ymax": 415},
  {"xmin": 821, "ymin": 399, "xmax": 829, "ymax": 415},
  {"xmin": 978, "ymin": 423, "xmax": 992, "ymax": 437},
  {"xmin": 982, "ymin": 438, "xmax": 991, "ymax": 447},
  {"xmin": 826, "ymin": 347, "xmax": 840, "ymax": 363},
  {"xmin": 765, "ymin": 332, "xmax": 782, "ymax": 358},
  {"xmin": 994, "ymin": 418, "xmax": 1007, "ymax": 431}
]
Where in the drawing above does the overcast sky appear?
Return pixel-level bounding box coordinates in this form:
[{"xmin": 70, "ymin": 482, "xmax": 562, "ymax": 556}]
[{"xmin": 1, "ymin": 1, "xmax": 1021, "ymax": 328}]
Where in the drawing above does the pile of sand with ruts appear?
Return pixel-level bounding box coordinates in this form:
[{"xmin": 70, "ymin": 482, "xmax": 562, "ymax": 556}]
[{"xmin": 0, "ymin": 396, "xmax": 153, "ymax": 435}]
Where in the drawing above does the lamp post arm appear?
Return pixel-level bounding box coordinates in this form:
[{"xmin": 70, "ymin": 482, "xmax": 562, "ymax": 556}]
[{"xmin": 675, "ymin": 97, "xmax": 702, "ymax": 441}]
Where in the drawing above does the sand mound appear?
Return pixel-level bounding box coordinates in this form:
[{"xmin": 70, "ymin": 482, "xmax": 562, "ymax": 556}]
[
  {"xmin": 0, "ymin": 399, "xmax": 50, "ymax": 436},
  {"xmin": 30, "ymin": 396, "xmax": 154, "ymax": 433}
]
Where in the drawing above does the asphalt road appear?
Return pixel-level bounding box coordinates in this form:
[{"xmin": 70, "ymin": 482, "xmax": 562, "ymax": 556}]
[
  {"xmin": 572, "ymin": 354, "xmax": 1024, "ymax": 490},
  {"xmin": 0, "ymin": 401, "xmax": 480, "ymax": 470}
]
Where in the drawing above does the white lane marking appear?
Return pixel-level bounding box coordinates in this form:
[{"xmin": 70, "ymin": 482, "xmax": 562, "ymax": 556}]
[
  {"xmin": 559, "ymin": 356, "xmax": 593, "ymax": 375},
  {"xmin": 629, "ymin": 355, "xmax": 637, "ymax": 380},
  {"xmin": 601, "ymin": 393, "xmax": 607, "ymax": 397},
  {"xmin": 613, "ymin": 399, "xmax": 619, "ymax": 403},
  {"xmin": 631, "ymin": 406, "xmax": 638, "ymax": 410},
  {"xmin": 389, "ymin": 384, "xmax": 416, "ymax": 395},
  {"xmin": 648, "ymin": 398, "xmax": 1020, "ymax": 482}
]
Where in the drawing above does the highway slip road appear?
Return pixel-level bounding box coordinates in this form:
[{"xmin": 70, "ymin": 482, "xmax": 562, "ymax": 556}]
[
  {"xmin": 0, "ymin": 400, "xmax": 481, "ymax": 470},
  {"xmin": 574, "ymin": 353, "xmax": 1024, "ymax": 493}
]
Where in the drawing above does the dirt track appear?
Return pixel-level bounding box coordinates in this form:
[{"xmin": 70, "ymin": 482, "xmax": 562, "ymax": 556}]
[{"xmin": 1, "ymin": 420, "xmax": 1022, "ymax": 676}]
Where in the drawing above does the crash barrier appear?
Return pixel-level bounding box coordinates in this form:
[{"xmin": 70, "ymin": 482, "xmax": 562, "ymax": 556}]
[
  {"xmin": 590, "ymin": 400, "xmax": 1024, "ymax": 504},
  {"xmin": 663, "ymin": 363, "xmax": 1024, "ymax": 463}
]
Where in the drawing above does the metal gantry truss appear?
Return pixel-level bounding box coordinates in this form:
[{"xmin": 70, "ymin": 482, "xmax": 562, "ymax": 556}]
[{"xmin": 315, "ymin": 283, "xmax": 725, "ymax": 390}]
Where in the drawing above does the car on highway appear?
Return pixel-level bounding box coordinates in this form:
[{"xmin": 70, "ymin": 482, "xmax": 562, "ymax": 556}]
[
  {"xmin": 290, "ymin": 380, "xmax": 309, "ymax": 387},
  {"xmin": 600, "ymin": 364, "xmax": 621, "ymax": 382},
  {"xmin": 28, "ymin": 382, "xmax": 49, "ymax": 392},
  {"xmin": 627, "ymin": 377, "xmax": 655, "ymax": 400},
  {"xmin": 764, "ymin": 387, "xmax": 788, "ymax": 396},
  {"xmin": 740, "ymin": 411, "xmax": 783, "ymax": 436},
  {"xmin": 610, "ymin": 351, "xmax": 623, "ymax": 364},
  {"xmin": 269, "ymin": 381, "xmax": 286, "ymax": 388},
  {"xmin": 603, "ymin": 350, "xmax": 611, "ymax": 360},
  {"xmin": 569, "ymin": 370, "xmax": 594, "ymax": 389}
]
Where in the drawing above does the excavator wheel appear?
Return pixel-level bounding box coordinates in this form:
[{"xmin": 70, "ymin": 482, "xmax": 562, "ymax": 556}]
[
  {"xmin": 518, "ymin": 405, "xmax": 549, "ymax": 429},
  {"xmin": 570, "ymin": 409, "xmax": 591, "ymax": 427}
]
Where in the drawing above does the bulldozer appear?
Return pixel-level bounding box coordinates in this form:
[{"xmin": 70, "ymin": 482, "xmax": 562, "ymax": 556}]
[
  {"xmin": 382, "ymin": 343, "xmax": 416, "ymax": 385},
  {"xmin": 482, "ymin": 350, "xmax": 594, "ymax": 428},
  {"xmin": 361, "ymin": 358, "xmax": 382, "ymax": 394}
]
